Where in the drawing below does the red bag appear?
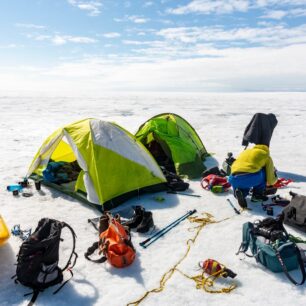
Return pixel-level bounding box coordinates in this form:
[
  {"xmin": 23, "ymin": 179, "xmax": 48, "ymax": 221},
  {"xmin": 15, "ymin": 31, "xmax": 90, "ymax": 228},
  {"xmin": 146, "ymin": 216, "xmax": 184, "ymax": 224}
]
[{"xmin": 201, "ymin": 174, "xmax": 231, "ymax": 192}]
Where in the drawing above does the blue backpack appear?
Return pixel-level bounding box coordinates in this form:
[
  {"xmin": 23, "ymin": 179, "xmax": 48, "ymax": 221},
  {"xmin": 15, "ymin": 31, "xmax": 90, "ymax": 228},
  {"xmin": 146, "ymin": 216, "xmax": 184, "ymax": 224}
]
[{"xmin": 237, "ymin": 217, "xmax": 305, "ymax": 285}]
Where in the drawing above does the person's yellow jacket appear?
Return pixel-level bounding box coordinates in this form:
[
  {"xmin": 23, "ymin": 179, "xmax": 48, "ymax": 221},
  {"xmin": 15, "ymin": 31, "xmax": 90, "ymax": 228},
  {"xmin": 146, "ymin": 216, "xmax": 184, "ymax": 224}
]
[{"xmin": 231, "ymin": 145, "xmax": 277, "ymax": 185}]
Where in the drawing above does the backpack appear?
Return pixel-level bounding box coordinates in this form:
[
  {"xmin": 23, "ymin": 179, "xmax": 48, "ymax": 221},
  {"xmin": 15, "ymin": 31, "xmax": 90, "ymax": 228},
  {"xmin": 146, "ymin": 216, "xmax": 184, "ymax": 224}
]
[
  {"xmin": 201, "ymin": 174, "xmax": 231, "ymax": 193},
  {"xmin": 14, "ymin": 218, "xmax": 78, "ymax": 305},
  {"xmin": 237, "ymin": 217, "xmax": 306, "ymax": 285},
  {"xmin": 282, "ymin": 192, "xmax": 306, "ymax": 232},
  {"xmin": 85, "ymin": 213, "xmax": 136, "ymax": 268}
]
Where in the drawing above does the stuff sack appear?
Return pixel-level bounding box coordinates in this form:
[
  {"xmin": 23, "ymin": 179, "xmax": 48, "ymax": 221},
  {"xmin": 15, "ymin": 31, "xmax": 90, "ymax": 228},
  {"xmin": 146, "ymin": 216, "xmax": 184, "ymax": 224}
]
[
  {"xmin": 201, "ymin": 174, "xmax": 231, "ymax": 193},
  {"xmin": 282, "ymin": 192, "xmax": 306, "ymax": 232},
  {"xmin": 14, "ymin": 218, "xmax": 78, "ymax": 305},
  {"xmin": 237, "ymin": 217, "xmax": 305, "ymax": 285},
  {"xmin": 85, "ymin": 213, "xmax": 136, "ymax": 268}
]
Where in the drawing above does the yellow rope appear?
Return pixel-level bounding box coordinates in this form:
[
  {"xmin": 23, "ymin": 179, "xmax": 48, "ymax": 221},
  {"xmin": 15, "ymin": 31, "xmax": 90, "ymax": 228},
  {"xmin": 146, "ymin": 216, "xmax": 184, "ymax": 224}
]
[
  {"xmin": 127, "ymin": 213, "xmax": 234, "ymax": 306},
  {"xmin": 176, "ymin": 268, "xmax": 237, "ymax": 294}
]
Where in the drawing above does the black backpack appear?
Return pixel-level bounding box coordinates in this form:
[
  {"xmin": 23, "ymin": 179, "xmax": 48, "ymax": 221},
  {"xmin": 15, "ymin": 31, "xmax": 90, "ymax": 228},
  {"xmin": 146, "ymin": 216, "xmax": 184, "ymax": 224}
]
[
  {"xmin": 282, "ymin": 192, "xmax": 306, "ymax": 232},
  {"xmin": 13, "ymin": 218, "xmax": 78, "ymax": 305}
]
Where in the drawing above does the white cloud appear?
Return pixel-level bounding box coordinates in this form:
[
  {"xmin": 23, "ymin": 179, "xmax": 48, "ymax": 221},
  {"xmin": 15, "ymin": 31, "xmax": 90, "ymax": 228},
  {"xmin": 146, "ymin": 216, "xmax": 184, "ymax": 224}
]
[
  {"xmin": 156, "ymin": 24, "xmax": 306, "ymax": 47},
  {"xmin": 2, "ymin": 44, "xmax": 306, "ymax": 93},
  {"xmin": 33, "ymin": 35, "xmax": 51, "ymax": 41},
  {"xmin": 122, "ymin": 40, "xmax": 147, "ymax": 45},
  {"xmin": 260, "ymin": 10, "xmax": 287, "ymax": 19},
  {"xmin": 28, "ymin": 34, "xmax": 97, "ymax": 45},
  {"xmin": 102, "ymin": 32, "xmax": 121, "ymax": 38},
  {"xmin": 168, "ymin": 0, "xmax": 249, "ymax": 15},
  {"xmin": 129, "ymin": 16, "xmax": 150, "ymax": 24},
  {"xmin": 114, "ymin": 15, "xmax": 150, "ymax": 24},
  {"xmin": 168, "ymin": 0, "xmax": 306, "ymax": 15},
  {"xmin": 53, "ymin": 35, "xmax": 97, "ymax": 45},
  {"xmin": 255, "ymin": 0, "xmax": 306, "ymax": 7},
  {"xmin": 67, "ymin": 0, "xmax": 102, "ymax": 16},
  {"xmin": 290, "ymin": 8, "xmax": 306, "ymax": 16},
  {"xmin": 260, "ymin": 7, "xmax": 306, "ymax": 19},
  {"xmin": 143, "ymin": 1, "xmax": 154, "ymax": 7},
  {"xmin": 0, "ymin": 44, "xmax": 19, "ymax": 49},
  {"xmin": 15, "ymin": 23, "xmax": 46, "ymax": 29}
]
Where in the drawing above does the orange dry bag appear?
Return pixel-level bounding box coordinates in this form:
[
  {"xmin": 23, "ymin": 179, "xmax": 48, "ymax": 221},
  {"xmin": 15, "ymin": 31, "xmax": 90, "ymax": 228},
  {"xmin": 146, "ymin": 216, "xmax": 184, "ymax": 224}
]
[{"xmin": 85, "ymin": 213, "xmax": 136, "ymax": 268}]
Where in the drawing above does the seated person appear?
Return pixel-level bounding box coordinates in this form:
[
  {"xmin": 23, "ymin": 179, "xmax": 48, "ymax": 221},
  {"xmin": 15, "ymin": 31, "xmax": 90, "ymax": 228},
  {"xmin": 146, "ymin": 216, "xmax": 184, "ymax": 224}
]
[{"xmin": 228, "ymin": 144, "xmax": 277, "ymax": 208}]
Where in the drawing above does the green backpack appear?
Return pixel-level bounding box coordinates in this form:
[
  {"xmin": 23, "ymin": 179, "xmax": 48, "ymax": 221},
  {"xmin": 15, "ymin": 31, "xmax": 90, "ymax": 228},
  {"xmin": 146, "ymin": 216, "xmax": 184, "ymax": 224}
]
[{"xmin": 237, "ymin": 217, "xmax": 305, "ymax": 285}]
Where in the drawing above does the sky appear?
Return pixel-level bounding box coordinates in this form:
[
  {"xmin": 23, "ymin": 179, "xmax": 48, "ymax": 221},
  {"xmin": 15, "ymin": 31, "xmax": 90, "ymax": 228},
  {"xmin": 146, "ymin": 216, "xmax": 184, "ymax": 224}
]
[{"xmin": 1, "ymin": 0, "xmax": 306, "ymax": 94}]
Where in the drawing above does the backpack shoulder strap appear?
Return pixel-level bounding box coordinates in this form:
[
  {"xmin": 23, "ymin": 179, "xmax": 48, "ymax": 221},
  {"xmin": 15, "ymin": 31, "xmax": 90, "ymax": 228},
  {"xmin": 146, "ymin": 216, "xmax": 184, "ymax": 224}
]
[
  {"xmin": 275, "ymin": 243, "xmax": 306, "ymax": 286},
  {"xmin": 84, "ymin": 241, "xmax": 107, "ymax": 263},
  {"xmin": 25, "ymin": 289, "xmax": 40, "ymax": 306},
  {"xmin": 61, "ymin": 222, "xmax": 78, "ymax": 271},
  {"xmin": 236, "ymin": 222, "xmax": 254, "ymax": 256}
]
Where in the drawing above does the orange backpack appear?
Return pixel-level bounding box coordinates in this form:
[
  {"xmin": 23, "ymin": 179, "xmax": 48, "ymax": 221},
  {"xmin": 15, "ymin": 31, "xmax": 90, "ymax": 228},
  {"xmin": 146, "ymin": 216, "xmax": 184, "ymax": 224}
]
[{"xmin": 85, "ymin": 213, "xmax": 136, "ymax": 268}]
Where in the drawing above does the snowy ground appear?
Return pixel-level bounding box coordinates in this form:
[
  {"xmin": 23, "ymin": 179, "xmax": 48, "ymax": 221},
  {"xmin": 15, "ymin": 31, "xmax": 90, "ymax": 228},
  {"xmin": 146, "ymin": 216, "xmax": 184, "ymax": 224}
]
[{"xmin": 0, "ymin": 92, "xmax": 306, "ymax": 306}]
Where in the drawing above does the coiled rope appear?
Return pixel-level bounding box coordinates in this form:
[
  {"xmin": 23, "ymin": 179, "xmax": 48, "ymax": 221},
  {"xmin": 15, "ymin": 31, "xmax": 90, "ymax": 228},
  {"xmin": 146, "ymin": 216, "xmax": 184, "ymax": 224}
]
[{"xmin": 127, "ymin": 212, "xmax": 235, "ymax": 306}]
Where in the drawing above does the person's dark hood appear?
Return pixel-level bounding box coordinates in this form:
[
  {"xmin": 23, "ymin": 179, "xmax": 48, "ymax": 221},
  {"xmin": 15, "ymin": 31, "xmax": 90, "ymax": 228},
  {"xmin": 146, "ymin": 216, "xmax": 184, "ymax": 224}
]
[{"xmin": 242, "ymin": 113, "xmax": 278, "ymax": 147}]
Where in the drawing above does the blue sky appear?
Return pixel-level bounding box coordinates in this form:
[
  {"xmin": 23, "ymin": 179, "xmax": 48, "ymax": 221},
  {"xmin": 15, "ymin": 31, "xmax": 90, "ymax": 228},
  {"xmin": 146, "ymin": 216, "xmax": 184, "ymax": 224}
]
[{"xmin": 1, "ymin": 0, "xmax": 306, "ymax": 93}]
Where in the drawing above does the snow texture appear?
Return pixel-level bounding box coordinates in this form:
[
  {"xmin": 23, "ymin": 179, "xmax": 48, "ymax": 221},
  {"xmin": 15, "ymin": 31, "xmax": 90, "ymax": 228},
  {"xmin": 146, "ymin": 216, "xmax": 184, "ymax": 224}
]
[{"xmin": 0, "ymin": 93, "xmax": 305, "ymax": 306}]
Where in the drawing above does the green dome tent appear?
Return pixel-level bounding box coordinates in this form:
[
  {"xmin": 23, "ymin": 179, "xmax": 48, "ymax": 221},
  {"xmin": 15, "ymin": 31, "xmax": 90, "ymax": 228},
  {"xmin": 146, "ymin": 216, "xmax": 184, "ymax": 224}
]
[
  {"xmin": 135, "ymin": 113, "xmax": 208, "ymax": 178},
  {"xmin": 27, "ymin": 118, "xmax": 167, "ymax": 210}
]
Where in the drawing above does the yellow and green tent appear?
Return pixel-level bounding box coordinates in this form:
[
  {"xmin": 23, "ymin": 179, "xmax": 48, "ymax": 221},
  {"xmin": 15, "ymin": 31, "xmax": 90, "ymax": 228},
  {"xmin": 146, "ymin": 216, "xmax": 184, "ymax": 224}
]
[
  {"xmin": 135, "ymin": 113, "xmax": 208, "ymax": 178},
  {"xmin": 27, "ymin": 118, "xmax": 167, "ymax": 210}
]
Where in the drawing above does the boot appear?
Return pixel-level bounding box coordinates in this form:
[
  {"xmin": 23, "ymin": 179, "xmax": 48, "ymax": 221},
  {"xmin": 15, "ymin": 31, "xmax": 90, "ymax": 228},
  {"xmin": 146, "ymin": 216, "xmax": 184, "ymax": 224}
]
[
  {"xmin": 264, "ymin": 186, "xmax": 277, "ymax": 196},
  {"xmin": 136, "ymin": 211, "xmax": 154, "ymax": 233},
  {"xmin": 251, "ymin": 191, "xmax": 269, "ymax": 202},
  {"xmin": 99, "ymin": 214, "xmax": 109, "ymax": 233},
  {"xmin": 122, "ymin": 206, "xmax": 144, "ymax": 229},
  {"xmin": 235, "ymin": 189, "xmax": 247, "ymax": 209}
]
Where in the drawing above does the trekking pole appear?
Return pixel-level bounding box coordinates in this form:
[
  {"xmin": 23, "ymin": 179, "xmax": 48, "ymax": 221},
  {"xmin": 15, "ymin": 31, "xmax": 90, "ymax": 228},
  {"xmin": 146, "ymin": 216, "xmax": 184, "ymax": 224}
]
[
  {"xmin": 139, "ymin": 211, "xmax": 193, "ymax": 247},
  {"xmin": 140, "ymin": 209, "xmax": 197, "ymax": 248},
  {"xmin": 167, "ymin": 191, "xmax": 201, "ymax": 198},
  {"xmin": 226, "ymin": 199, "xmax": 240, "ymax": 215}
]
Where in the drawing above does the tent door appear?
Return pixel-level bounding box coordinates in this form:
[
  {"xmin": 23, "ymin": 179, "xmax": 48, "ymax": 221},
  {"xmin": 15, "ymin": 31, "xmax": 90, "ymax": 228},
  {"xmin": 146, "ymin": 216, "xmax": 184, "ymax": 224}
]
[{"xmin": 146, "ymin": 140, "xmax": 175, "ymax": 173}]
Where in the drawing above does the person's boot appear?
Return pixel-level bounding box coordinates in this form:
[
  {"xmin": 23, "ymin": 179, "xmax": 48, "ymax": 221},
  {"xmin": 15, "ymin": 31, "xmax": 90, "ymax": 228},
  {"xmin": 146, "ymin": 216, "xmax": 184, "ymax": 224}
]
[
  {"xmin": 136, "ymin": 211, "xmax": 154, "ymax": 233},
  {"xmin": 264, "ymin": 186, "xmax": 277, "ymax": 196},
  {"xmin": 122, "ymin": 206, "xmax": 145, "ymax": 229},
  {"xmin": 251, "ymin": 191, "xmax": 269, "ymax": 202},
  {"xmin": 235, "ymin": 189, "xmax": 247, "ymax": 208}
]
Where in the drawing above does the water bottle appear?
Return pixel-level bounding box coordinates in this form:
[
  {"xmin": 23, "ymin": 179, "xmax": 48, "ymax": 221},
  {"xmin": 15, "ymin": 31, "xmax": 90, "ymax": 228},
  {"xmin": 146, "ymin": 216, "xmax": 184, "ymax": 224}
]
[{"xmin": 7, "ymin": 185, "xmax": 23, "ymax": 192}]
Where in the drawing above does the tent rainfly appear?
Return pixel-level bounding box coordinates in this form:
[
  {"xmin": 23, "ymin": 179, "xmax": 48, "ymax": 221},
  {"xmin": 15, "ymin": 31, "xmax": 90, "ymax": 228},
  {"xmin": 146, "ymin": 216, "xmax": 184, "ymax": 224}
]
[
  {"xmin": 27, "ymin": 118, "xmax": 167, "ymax": 210},
  {"xmin": 135, "ymin": 113, "xmax": 208, "ymax": 178}
]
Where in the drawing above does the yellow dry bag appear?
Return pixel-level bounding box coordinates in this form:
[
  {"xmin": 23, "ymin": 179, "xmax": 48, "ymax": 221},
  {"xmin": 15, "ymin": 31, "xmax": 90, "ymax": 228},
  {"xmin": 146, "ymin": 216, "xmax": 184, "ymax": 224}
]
[{"xmin": 0, "ymin": 215, "xmax": 10, "ymax": 246}]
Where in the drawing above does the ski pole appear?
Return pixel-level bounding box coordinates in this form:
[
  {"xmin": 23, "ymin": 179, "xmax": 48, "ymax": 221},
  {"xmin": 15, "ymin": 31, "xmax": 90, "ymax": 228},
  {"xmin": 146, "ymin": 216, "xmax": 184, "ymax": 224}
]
[
  {"xmin": 140, "ymin": 209, "xmax": 197, "ymax": 248},
  {"xmin": 167, "ymin": 191, "xmax": 201, "ymax": 198},
  {"xmin": 227, "ymin": 199, "xmax": 240, "ymax": 215}
]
